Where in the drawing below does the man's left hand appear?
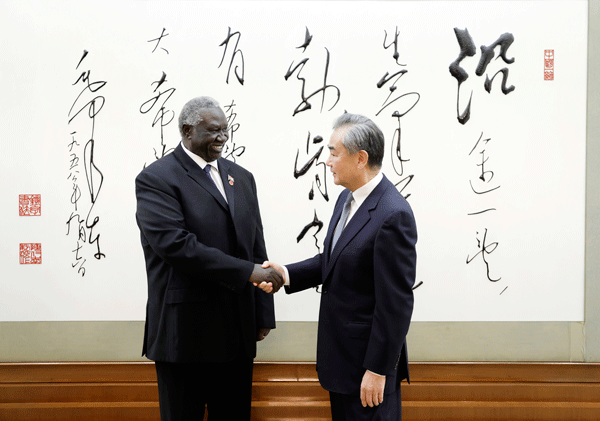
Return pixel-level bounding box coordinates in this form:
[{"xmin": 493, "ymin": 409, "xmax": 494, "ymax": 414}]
[
  {"xmin": 257, "ymin": 328, "xmax": 271, "ymax": 341},
  {"xmin": 360, "ymin": 370, "xmax": 386, "ymax": 408}
]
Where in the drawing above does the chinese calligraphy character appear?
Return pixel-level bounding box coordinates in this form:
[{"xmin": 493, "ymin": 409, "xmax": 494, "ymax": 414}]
[
  {"xmin": 449, "ymin": 28, "xmax": 515, "ymax": 125},
  {"xmin": 219, "ymin": 26, "xmax": 245, "ymax": 85}
]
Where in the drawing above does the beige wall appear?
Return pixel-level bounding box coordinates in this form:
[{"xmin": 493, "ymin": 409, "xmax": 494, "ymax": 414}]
[{"xmin": 1, "ymin": 0, "xmax": 598, "ymax": 363}]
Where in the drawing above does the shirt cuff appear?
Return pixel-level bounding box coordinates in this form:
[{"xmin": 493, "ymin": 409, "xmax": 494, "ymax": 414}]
[
  {"xmin": 282, "ymin": 265, "xmax": 290, "ymax": 286},
  {"xmin": 368, "ymin": 370, "xmax": 386, "ymax": 378}
]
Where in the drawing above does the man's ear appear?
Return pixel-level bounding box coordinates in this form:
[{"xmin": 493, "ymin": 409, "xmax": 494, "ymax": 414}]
[
  {"xmin": 182, "ymin": 125, "xmax": 192, "ymax": 139},
  {"xmin": 357, "ymin": 150, "xmax": 369, "ymax": 169}
]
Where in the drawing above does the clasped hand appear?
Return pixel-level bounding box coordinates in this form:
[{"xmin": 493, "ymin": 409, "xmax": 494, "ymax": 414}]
[{"xmin": 249, "ymin": 263, "xmax": 284, "ymax": 293}]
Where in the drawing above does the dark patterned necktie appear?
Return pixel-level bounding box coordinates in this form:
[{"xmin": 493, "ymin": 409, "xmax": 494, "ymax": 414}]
[{"xmin": 203, "ymin": 164, "xmax": 217, "ymax": 187}]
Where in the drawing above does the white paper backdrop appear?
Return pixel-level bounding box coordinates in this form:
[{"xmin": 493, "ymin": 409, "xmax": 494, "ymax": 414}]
[{"xmin": 0, "ymin": 1, "xmax": 587, "ymax": 321}]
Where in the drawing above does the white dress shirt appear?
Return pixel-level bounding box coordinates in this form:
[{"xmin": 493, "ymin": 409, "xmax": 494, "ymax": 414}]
[
  {"xmin": 181, "ymin": 141, "xmax": 228, "ymax": 202},
  {"xmin": 342, "ymin": 172, "xmax": 383, "ymax": 229}
]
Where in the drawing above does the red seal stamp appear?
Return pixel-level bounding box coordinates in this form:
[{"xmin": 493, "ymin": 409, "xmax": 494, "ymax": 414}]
[
  {"xmin": 20, "ymin": 243, "xmax": 42, "ymax": 264},
  {"xmin": 544, "ymin": 49, "xmax": 554, "ymax": 81},
  {"xmin": 19, "ymin": 194, "xmax": 41, "ymax": 216}
]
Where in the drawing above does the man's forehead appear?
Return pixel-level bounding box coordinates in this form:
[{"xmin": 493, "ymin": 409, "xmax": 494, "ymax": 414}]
[
  {"xmin": 200, "ymin": 107, "xmax": 223, "ymax": 117},
  {"xmin": 199, "ymin": 108, "xmax": 226, "ymax": 123},
  {"xmin": 328, "ymin": 128, "xmax": 347, "ymax": 149},
  {"xmin": 328, "ymin": 139, "xmax": 341, "ymax": 150}
]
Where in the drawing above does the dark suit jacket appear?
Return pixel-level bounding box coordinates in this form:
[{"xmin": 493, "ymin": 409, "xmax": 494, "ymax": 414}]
[
  {"xmin": 286, "ymin": 175, "xmax": 417, "ymax": 396},
  {"xmin": 135, "ymin": 144, "xmax": 275, "ymax": 363}
]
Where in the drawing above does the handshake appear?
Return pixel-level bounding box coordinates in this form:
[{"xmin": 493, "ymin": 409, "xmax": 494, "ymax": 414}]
[{"xmin": 248, "ymin": 261, "xmax": 285, "ymax": 294}]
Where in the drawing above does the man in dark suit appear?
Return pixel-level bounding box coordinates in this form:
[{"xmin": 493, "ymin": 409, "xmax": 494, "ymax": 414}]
[
  {"xmin": 135, "ymin": 96, "xmax": 283, "ymax": 421},
  {"xmin": 262, "ymin": 113, "xmax": 417, "ymax": 421}
]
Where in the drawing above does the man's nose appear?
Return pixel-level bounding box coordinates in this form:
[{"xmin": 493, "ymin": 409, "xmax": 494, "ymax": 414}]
[{"xmin": 217, "ymin": 129, "xmax": 229, "ymax": 141}]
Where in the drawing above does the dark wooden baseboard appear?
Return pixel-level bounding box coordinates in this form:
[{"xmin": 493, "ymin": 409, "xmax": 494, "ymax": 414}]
[{"xmin": 1, "ymin": 362, "xmax": 599, "ymax": 420}]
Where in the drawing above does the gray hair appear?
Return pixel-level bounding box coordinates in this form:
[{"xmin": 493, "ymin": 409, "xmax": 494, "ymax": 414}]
[
  {"xmin": 333, "ymin": 113, "xmax": 384, "ymax": 169},
  {"xmin": 178, "ymin": 96, "xmax": 221, "ymax": 136}
]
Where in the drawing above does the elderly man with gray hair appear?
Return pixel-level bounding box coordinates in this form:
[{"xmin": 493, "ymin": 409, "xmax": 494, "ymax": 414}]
[
  {"xmin": 135, "ymin": 96, "xmax": 283, "ymax": 421},
  {"xmin": 262, "ymin": 112, "xmax": 418, "ymax": 421}
]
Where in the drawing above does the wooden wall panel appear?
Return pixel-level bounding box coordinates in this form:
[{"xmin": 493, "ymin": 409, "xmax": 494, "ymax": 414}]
[{"xmin": 1, "ymin": 362, "xmax": 599, "ymax": 420}]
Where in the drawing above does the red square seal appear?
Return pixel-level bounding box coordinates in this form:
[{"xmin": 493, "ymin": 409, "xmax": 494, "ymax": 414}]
[
  {"xmin": 20, "ymin": 243, "xmax": 42, "ymax": 264},
  {"xmin": 19, "ymin": 194, "xmax": 41, "ymax": 216},
  {"xmin": 544, "ymin": 49, "xmax": 554, "ymax": 81}
]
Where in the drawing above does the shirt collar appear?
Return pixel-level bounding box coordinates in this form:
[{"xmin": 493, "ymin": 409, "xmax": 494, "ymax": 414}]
[
  {"xmin": 180, "ymin": 141, "xmax": 220, "ymax": 172},
  {"xmin": 351, "ymin": 171, "xmax": 383, "ymax": 208}
]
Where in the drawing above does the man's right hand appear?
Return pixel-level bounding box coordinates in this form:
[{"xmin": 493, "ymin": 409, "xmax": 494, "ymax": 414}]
[{"xmin": 249, "ymin": 264, "xmax": 284, "ymax": 293}]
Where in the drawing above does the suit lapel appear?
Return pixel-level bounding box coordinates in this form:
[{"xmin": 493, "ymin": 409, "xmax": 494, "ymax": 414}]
[
  {"xmin": 324, "ymin": 177, "xmax": 391, "ymax": 281},
  {"xmin": 173, "ymin": 145, "xmax": 229, "ymax": 212},
  {"xmin": 218, "ymin": 158, "xmax": 236, "ymax": 219},
  {"xmin": 217, "ymin": 158, "xmax": 249, "ymax": 251}
]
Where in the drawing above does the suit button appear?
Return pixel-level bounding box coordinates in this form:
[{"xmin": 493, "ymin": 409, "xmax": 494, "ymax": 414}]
[{"xmin": 322, "ymin": 290, "xmax": 328, "ymax": 294}]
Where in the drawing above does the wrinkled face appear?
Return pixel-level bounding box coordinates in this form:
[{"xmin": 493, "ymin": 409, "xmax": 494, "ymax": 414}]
[
  {"xmin": 183, "ymin": 107, "xmax": 229, "ymax": 162},
  {"xmin": 326, "ymin": 127, "xmax": 359, "ymax": 190}
]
